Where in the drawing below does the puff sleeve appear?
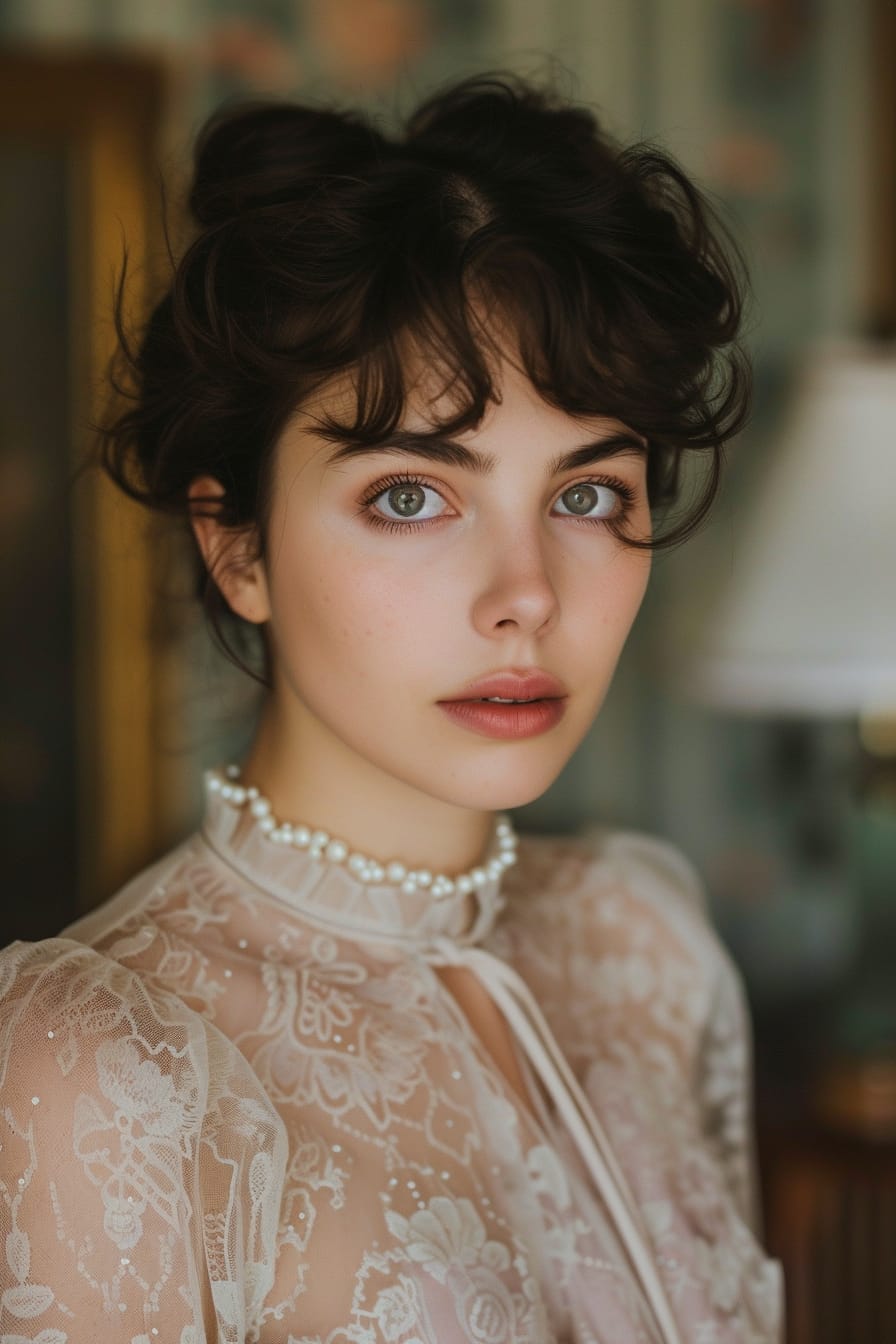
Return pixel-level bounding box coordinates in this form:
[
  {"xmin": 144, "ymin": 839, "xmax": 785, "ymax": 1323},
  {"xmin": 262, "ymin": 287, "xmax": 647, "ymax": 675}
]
[{"xmin": 0, "ymin": 937, "xmax": 287, "ymax": 1343}]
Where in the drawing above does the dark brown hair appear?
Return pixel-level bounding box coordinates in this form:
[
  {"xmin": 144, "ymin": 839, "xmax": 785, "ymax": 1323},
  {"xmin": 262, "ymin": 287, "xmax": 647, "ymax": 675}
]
[{"xmin": 101, "ymin": 71, "xmax": 753, "ymax": 687}]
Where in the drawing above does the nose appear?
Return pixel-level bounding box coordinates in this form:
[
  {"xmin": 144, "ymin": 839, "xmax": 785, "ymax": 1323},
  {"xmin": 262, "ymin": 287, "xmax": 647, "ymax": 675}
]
[{"xmin": 469, "ymin": 525, "xmax": 560, "ymax": 639}]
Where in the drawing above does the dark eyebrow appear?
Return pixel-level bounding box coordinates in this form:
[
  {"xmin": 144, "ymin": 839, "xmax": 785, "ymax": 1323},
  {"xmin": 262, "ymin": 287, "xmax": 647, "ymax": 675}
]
[{"xmin": 322, "ymin": 428, "xmax": 648, "ymax": 476}]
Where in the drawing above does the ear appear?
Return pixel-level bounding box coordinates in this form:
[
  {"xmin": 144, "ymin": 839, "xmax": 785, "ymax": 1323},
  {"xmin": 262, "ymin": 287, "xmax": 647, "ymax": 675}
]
[{"xmin": 187, "ymin": 475, "xmax": 271, "ymax": 624}]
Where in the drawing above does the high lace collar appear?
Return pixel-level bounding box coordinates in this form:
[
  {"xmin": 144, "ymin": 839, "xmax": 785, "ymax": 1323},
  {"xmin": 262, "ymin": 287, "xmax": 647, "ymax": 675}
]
[{"xmin": 198, "ymin": 768, "xmax": 511, "ymax": 950}]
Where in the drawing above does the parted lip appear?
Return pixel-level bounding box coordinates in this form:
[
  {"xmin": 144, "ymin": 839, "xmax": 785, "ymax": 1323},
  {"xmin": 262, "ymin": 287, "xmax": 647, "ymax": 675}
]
[{"xmin": 439, "ymin": 669, "xmax": 568, "ymax": 702}]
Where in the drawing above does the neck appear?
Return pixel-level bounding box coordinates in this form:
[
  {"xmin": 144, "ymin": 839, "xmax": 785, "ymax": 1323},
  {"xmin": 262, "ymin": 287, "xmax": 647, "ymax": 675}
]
[{"xmin": 240, "ymin": 693, "xmax": 496, "ymax": 876}]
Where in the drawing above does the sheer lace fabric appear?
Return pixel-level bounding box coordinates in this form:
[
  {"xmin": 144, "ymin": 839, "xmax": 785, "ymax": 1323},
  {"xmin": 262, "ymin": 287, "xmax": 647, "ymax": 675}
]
[{"xmin": 0, "ymin": 773, "xmax": 783, "ymax": 1342}]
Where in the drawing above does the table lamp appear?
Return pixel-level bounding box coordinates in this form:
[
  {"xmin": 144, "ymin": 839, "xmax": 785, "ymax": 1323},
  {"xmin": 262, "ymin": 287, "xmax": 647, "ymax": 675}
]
[{"xmin": 682, "ymin": 339, "xmax": 896, "ymax": 726}]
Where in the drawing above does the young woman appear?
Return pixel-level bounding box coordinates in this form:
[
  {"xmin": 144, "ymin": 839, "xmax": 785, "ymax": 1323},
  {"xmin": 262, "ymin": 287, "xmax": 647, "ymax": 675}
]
[{"xmin": 0, "ymin": 74, "xmax": 783, "ymax": 1343}]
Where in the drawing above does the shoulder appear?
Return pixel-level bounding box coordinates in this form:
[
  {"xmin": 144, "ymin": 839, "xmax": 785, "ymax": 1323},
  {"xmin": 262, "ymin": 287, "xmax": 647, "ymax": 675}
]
[
  {"xmin": 584, "ymin": 825, "xmax": 708, "ymax": 914},
  {"xmin": 58, "ymin": 830, "xmax": 208, "ymax": 945},
  {"xmin": 500, "ymin": 825, "xmax": 733, "ymax": 1045},
  {"xmin": 0, "ymin": 933, "xmax": 278, "ymax": 1121},
  {"xmin": 582, "ymin": 824, "xmax": 715, "ymax": 954},
  {"xmin": 0, "ymin": 935, "xmax": 286, "ymax": 1191},
  {"xmin": 507, "ymin": 822, "xmax": 714, "ymax": 955}
]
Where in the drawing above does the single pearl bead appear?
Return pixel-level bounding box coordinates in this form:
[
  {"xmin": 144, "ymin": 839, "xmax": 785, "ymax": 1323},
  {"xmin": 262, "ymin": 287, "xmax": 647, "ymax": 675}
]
[
  {"xmin": 293, "ymin": 826, "xmax": 311, "ymax": 847},
  {"xmin": 386, "ymin": 861, "xmax": 406, "ymax": 883},
  {"xmin": 326, "ymin": 839, "xmax": 348, "ymax": 863},
  {"xmin": 400, "ymin": 877, "xmax": 417, "ymax": 895},
  {"xmin": 456, "ymin": 875, "xmax": 474, "ymax": 895},
  {"xmin": 259, "ymin": 816, "xmax": 276, "ymax": 834},
  {"xmin": 415, "ymin": 870, "xmax": 432, "ymax": 888},
  {"xmin": 471, "ymin": 868, "xmax": 487, "ymax": 888},
  {"xmin": 250, "ymin": 798, "xmax": 271, "ymax": 819}
]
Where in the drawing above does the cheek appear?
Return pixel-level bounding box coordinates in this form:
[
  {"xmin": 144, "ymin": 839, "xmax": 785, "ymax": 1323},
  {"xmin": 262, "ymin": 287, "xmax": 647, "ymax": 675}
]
[
  {"xmin": 267, "ymin": 529, "xmax": 439, "ymax": 680},
  {"xmin": 580, "ymin": 550, "xmax": 651, "ymax": 651}
]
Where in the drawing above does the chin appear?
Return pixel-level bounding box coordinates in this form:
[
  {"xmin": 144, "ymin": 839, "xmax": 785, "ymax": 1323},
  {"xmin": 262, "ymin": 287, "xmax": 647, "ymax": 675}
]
[{"xmin": 429, "ymin": 753, "xmax": 573, "ymax": 814}]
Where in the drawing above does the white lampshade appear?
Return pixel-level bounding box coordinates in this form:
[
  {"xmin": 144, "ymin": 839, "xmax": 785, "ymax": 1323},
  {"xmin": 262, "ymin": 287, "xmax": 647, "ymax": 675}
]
[{"xmin": 674, "ymin": 340, "xmax": 896, "ymax": 717}]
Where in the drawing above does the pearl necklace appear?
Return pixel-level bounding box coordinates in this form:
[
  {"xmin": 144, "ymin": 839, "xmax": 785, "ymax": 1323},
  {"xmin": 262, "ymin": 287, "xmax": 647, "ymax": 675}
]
[{"xmin": 208, "ymin": 764, "xmax": 519, "ymax": 900}]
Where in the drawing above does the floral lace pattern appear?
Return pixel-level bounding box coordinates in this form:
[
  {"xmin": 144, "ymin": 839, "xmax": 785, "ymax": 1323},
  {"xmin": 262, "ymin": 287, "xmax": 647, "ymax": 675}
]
[{"xmin": 0, "ymin": 785, "xmax": 783, "ymax": 1343}]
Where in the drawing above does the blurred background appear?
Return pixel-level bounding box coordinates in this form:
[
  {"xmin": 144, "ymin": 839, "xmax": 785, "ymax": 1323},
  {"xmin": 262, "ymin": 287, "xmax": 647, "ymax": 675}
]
[{"xmin": 0, "ymin": 2, "xmax": 894, "ymax": 1339}]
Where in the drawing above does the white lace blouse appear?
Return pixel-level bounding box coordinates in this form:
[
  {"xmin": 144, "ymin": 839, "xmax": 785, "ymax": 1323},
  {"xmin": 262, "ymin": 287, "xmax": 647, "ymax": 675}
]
[{"xmin": 0, "ymin": 769, "xmax": 784, "ymax": 1343}]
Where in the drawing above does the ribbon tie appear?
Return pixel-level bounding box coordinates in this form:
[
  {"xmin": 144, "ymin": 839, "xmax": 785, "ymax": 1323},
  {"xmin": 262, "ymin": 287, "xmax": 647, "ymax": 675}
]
[{"xmin": 425, "ymin": 934, "xmax": 685, "ymax": 1344}]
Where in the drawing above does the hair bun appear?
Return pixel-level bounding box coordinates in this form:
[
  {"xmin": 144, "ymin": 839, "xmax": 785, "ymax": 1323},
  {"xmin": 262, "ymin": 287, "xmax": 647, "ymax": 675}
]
[
  {"xmin": 189, "ymin": 101, "xmax": 383, "ymax": 225},
  {"xmin": 405, "ymin": 74, "xmax": 601, "ymax": 171}
]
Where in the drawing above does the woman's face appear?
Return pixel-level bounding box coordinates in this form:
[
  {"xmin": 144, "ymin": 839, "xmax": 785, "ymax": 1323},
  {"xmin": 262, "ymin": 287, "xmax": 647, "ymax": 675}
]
[{"xmin": 238, "ymin": 350, "xmax": 653, "ymax": 815}]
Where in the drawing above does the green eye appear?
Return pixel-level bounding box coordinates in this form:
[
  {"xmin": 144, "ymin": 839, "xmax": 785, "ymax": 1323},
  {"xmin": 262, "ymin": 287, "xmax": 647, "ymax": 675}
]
[
  {"xmin": 359, "ymin": 473, "xmax": 637, "ymax": 534},
  {"xmin": 556, "ymin": 482, "xmax": 622, "ymax": 519}
]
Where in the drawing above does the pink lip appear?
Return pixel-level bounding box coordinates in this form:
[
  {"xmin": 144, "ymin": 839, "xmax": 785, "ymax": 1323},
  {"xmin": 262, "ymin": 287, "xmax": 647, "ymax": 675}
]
[
  {"xmin": 438, "ymin": 697, "xmax": 567, "ymax": 739},
  {"xmin": 438, "ymin": 667, "xmax": 568, "ymax": 702}
]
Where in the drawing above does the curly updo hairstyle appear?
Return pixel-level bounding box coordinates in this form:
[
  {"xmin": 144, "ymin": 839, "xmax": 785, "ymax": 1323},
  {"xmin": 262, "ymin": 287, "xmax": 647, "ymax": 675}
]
[{"xmin": 101, "ymin": 72, "xmax": 752, "ymax": 687}]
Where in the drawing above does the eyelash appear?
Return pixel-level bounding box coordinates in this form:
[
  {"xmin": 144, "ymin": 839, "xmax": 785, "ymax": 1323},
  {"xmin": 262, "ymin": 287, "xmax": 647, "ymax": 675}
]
[{"xmin": 357, "ymin": 472, "xmax": 639, "ymax": 534}]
